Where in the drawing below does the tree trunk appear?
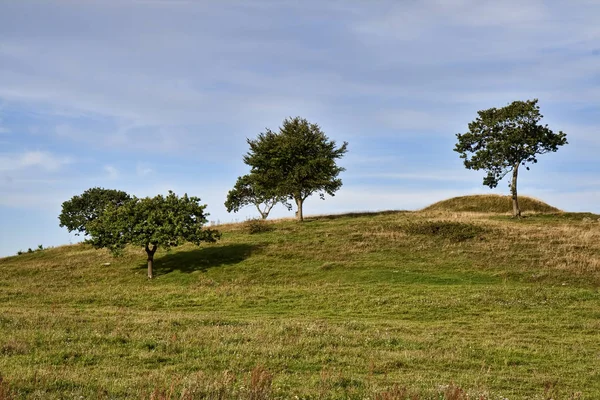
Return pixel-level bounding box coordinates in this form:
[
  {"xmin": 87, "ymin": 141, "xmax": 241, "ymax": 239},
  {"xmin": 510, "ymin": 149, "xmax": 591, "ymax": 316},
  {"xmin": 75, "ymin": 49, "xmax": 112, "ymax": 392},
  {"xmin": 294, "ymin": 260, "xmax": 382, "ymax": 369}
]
[
  {"xmin": 295, "ymin": 197, "xmax": 304, "ymax": 221},
  {"xmin": 256, "ymin": 204, "xmax": 267, "ymax": 219},
  {"xmin": 145, "ymin": 243, "xmax": 157, "ymax": 279},
  {"xmin": 511, "ymin": 163, "xmax": 521, "ymax": 218}
]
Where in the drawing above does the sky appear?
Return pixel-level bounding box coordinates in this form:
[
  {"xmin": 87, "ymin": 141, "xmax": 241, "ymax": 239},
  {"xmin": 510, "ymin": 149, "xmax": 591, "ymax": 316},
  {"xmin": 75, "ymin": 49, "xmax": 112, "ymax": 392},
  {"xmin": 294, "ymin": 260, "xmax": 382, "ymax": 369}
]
[{"xmin": 1, "ymin": 0, "xmax": 599, "ymax": 257}]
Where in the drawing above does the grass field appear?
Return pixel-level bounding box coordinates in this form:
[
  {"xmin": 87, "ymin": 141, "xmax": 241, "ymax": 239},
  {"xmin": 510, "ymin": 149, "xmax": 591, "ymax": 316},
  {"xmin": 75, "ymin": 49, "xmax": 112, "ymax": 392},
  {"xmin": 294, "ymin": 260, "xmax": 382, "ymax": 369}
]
[{"xmin": 1, "ymin": 200, "xmax": 599, "ymax": 399}]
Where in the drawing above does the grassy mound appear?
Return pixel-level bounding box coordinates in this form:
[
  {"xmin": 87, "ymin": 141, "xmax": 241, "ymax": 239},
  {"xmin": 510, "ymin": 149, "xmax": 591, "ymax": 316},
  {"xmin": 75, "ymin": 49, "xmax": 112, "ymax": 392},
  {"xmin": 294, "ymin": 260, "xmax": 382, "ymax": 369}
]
[{"xmin": 422, "ymin": 194, "xmax": 560, "ymax": 213}]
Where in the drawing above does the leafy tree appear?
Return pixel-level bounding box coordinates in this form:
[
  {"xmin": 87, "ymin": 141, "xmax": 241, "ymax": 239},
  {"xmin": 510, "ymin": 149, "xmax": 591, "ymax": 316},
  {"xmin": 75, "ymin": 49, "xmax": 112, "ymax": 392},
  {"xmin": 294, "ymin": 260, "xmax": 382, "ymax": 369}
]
[
  {"xmin": 87, "ymin": 191, "xmax": 220, "ymax": 279},
  {"xmin": 59, "ymin": 187, "xmax": 131, "ymax": 236},
  {"xmin": 244, "ymin": 117, "xmax": 348, "ymax": 221},
  {"xmin": 454, "ymin": 99, "xmax": 567, "ymax": 218},
  {"xmin": 224, "ymin": 174, "xmax": 289, "ymax": 219}
]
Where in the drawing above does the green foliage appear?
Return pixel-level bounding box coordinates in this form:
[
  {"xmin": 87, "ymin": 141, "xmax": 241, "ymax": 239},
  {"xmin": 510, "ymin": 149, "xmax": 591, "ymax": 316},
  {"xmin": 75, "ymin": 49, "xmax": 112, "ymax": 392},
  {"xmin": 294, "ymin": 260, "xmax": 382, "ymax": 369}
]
[
  {"xmin": 454, "ymin": 99, "xmax": 567, "ymax": 190},
  {"xmin": 454, "ymin": 99, "xmax": 568, "ymax": 188},
  {"xmin": 243, "ymin": 117, "xmax": 348, "ymax": 220},
  {"xmin": 225, "ymin": 174, "xmax": 288, "ymax": 219},
  {"xmin": 455, "ymin": 99, "xmax": 567, "ymax": 218},
  {"xmin": 401, "ymin": 220, "xmax": 486, "ymax": 242},
  {"xmin": 59, "ymin": 187, "xmax": 131, "ymax": 236},
  {"xmin": 243, "ymin": 218, "xmax": 275, "ymax": 234},
  {"xmin": 87, "ymin": 191, "xmax": 221, "ymax": 256}
]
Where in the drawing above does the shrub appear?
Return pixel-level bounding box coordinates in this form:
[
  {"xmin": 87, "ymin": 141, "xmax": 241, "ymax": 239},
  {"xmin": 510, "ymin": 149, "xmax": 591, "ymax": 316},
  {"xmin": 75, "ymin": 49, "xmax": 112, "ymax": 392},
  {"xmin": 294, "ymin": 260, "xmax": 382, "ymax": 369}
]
[{"xmin": 243, "ymin": 218, "xmax": 274, "ymax": 234}]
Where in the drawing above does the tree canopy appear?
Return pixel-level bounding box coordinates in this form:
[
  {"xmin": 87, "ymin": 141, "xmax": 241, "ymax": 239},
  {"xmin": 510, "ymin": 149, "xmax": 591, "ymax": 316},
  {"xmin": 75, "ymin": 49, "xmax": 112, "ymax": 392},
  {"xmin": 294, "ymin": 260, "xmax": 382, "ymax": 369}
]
[
  {"xmin": 59, "ymin": 187, "xmax": 131, "ymax": 236},
  {"xmin": 86, "ymin": 191, "xmax": 220, "ymax": 278},
  {"xmin": 243, "ymin": 117, "xmax": 348, "ymax": 221},
  {"xmin": 224, "ymin": 174, "xmax": 289, "ymax": 219},
  {"xmin": 454, "ymin": 99, "xmax": 568, "ymax": 217}
]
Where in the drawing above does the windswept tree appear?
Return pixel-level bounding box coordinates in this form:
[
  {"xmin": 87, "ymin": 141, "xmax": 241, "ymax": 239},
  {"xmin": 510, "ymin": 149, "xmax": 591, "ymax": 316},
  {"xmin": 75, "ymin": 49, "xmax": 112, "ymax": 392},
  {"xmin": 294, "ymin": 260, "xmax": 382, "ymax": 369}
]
[
  {"xmin": 454, "ymin": 99, "xmax": 567, "ymax": 218},
  {"xmin": 225, "ymin": 174, "xmax": 288, "ymax": 219},
  {"xmin": 243, "ymin": 117, "xmax": 348, "ymax": 221},
  {"xmin": 87, "ymin": 191, "xmax": 220, "ymax": 279},
  {"xmin": 59, "ymin": 187, "xmax": 131, "ymax": 236}
]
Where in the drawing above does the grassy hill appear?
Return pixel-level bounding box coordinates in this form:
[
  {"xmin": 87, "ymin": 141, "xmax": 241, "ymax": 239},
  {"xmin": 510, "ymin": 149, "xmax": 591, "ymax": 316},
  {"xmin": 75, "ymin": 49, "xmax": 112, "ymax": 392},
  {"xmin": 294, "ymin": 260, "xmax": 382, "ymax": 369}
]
[
  {"xmin": 422, "ymin": 194, "xmax": 561, "ymax": 213},
  {"xmin": 1, "ymin": 203, "xmax": 599, "ymax": 399}
]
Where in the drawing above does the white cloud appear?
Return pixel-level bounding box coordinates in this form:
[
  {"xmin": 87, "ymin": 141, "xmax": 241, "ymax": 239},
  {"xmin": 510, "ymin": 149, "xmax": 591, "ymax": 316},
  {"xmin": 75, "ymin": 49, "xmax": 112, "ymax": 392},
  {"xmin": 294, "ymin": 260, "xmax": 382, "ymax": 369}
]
[
  {"xmin": 0, "ymin": 0, "xmax": 599, "ymax": 258},
  {"xmin": 432, "ymin": 0, "xmax": 548, "ymax": 28},
  {"xmin": 0, "ymin": 151, "xmax": 72, "ymax": 172},
  {"xmin": 0, "ymin": 0, "xmax": 598, "ymax": 153},
  {"xmin": 354, "ymin": 171, "xmax": 474, "ymax": 183}
]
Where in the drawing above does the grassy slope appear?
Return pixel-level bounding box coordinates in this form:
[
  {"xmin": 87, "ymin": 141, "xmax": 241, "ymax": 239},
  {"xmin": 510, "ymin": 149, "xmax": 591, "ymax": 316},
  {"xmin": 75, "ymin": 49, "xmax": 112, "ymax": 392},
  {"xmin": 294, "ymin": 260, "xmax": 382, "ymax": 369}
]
[{"xmin": 1, "ymin": 207, "xmax": 599, "ymax": 399}]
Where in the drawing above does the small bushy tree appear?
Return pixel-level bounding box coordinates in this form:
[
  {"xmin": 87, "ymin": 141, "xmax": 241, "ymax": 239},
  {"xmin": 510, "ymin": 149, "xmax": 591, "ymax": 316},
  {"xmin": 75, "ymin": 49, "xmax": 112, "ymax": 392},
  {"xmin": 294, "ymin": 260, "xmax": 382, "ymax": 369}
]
[
  {"xmin": 225, "ymin": 174, "xmax": 288, "ymax": 219},
  {"xmin": 59, "ymin": 187, "xmax": 131, "ymax": 236},
  {"xmin": 454, "ymin": 99, "xmax": 567, "ymax": 218},
  {"xmin": 87, "ymin": 191, "xmax": 220, "ymax": 279},
  {"xmin": 244, "ymin": 117, "xmax": 348, "ymax": 221}
]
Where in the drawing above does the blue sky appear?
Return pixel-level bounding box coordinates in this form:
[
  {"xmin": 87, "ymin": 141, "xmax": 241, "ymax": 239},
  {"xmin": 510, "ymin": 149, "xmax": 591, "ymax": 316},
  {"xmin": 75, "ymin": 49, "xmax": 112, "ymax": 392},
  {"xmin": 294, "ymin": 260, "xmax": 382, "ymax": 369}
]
[{"xmin": 1, "ymin": 0, "xmax": 599, "ymax": 257}]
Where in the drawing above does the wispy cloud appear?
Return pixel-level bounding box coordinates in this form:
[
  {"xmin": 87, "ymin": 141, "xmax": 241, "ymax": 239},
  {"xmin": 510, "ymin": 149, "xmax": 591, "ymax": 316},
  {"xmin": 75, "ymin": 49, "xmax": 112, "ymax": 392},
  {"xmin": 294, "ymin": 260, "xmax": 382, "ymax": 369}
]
[
  {"xmin": 354, "ymin": 171, "xmax": 474, "ymax": 183},
  {"xmin": 0, "ymin": 0, "xmax": 599, "ymax": 256},
  {"xmin": 0, "ymin": 151, "xmax": 72, "ymax": 172}
]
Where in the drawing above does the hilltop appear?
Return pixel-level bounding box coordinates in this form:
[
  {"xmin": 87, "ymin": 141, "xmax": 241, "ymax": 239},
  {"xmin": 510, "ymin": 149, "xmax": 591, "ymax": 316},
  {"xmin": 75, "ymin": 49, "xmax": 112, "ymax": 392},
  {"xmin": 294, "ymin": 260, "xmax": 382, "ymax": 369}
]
[
  {"xmin": 0, "ymin": 201, "xmax": 599, "ymax": 399},
  {"xmin": 422, "ymin": 194, "xmax": 560, "ymax": 213}
]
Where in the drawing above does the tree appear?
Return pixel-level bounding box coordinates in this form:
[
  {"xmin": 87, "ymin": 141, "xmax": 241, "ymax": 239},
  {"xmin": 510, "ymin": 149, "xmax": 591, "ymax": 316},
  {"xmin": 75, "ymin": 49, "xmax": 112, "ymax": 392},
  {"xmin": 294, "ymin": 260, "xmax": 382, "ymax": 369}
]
[
  {"xmin": 244, "ymin": 117, "xmax": 348, "ymax": 221},
  {"xmin": 86, "ymin": 191, "xmax": 220, "ymax": 279},
  {"xmin": 224, "ymin": 174, "xmax": 289, "ymax": 219},
  {"xmin": 454, "ymin": 99, "xmax": 567, "ymax": 218},
  {"xmin": 59, "ymin": 187, "xmax": 131, "ymax": 236}
]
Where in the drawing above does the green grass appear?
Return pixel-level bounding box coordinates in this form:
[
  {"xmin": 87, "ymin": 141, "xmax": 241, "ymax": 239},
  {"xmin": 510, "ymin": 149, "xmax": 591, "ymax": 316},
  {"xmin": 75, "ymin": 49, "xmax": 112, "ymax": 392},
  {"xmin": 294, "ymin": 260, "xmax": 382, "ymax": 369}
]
[
  {"xmin": 1, "ymin": 209, "xmax": 599, "ymax": 399},
  {"xmin": 422, "ymin": 194, "xmax": 561, "ymax": 213}
]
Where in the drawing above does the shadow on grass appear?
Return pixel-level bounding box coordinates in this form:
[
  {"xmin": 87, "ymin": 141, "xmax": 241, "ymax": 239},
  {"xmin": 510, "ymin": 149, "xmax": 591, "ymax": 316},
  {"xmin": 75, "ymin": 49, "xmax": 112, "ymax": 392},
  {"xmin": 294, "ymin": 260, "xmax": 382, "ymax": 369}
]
[{"xmin": 140, "ymin": 244, "xmax": 260, "ymax": 276}]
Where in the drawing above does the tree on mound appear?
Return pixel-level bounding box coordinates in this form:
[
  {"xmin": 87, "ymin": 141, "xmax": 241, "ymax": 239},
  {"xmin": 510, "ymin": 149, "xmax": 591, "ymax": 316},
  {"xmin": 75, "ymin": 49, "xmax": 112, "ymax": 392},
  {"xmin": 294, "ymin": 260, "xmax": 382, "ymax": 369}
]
[
  {"xmin": 59, "ymin": 187, "xmax": 131, "ymax": 236},
  {"xmin": 454, "ymin": 99, "xmax": 567, "ymax": 218},
  {"xmin": 87, "ymin": 191, "xmax": 220, "ymax": 279},
  {"xmin": 242, "ymin": 117, "xmax": 348, "ymax": 221},
  {"xmin": 224, "ymin": 174, "xmax": 289, "ymax": 219}
]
